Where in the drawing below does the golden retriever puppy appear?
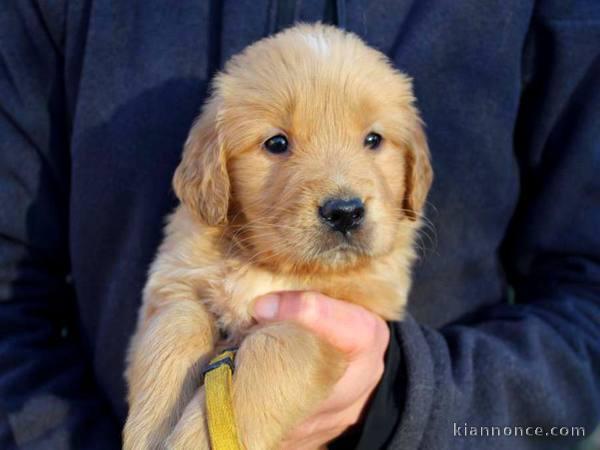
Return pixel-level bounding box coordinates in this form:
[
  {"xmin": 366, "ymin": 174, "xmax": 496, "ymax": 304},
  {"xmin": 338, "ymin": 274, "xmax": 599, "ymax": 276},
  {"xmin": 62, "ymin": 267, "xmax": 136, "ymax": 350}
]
[{"xmin": 123, "ymin": 23, "xmax": 432, "ymax": 450}]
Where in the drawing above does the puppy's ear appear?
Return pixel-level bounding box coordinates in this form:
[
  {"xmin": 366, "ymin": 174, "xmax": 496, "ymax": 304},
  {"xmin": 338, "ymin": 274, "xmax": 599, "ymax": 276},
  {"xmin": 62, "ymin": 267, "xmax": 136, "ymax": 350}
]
[
  {"xmin": 403, "ymin": 118, "xmax": 433, "ymax": 220},
  {"xmin": 173, "ymin": 100, "xmax": 230, "ymax": 225}
]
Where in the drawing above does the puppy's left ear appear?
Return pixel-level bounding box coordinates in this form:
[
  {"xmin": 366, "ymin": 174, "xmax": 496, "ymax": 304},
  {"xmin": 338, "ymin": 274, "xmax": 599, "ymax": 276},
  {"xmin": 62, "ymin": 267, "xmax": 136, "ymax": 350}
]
[
  {"xmin": 403, "ymin": 117, "xmax": 433, "ymax": 220},
  {"xmin": 173, "ymin": 99, "xmax": 230, "ymax": 226}
]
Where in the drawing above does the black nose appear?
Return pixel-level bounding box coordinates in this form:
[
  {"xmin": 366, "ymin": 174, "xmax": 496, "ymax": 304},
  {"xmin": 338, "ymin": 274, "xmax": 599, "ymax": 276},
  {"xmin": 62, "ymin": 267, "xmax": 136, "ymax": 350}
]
[{"xmin": 319, "ymin": 198, "xmax": 365, "ymax": 234}]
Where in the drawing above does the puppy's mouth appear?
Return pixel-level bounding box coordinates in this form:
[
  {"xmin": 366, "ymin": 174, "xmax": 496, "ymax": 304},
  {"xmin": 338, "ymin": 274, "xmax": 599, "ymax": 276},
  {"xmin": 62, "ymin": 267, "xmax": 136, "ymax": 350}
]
[
  {"xmin": 314, "ymin": 224, "xmax": 370, "ymax": 262},
  {"xmin": 315, "ymin": 228, "xmax": 371, "ymax": 257}
]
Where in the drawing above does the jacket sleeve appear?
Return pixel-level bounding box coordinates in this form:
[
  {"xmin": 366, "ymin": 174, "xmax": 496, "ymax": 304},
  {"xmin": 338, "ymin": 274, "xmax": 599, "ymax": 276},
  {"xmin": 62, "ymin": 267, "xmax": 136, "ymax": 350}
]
[
  {"xmin": 338, "ymin": 4, "xmax": 600, "ymax": 450},
  {"xmin": 0, "ymin": 2, "xmax": 121, "ymax": 449}
]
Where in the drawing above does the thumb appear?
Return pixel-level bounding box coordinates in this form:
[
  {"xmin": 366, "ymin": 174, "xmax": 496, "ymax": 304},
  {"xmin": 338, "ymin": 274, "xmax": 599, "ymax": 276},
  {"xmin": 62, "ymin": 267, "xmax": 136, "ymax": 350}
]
[{"xmin": 252, "ymin": 291, "xmax": 388, "ymax": 356}]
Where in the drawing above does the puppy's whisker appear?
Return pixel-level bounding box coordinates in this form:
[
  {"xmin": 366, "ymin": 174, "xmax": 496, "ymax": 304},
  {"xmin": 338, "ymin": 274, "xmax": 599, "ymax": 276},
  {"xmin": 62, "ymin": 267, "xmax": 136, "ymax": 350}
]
[
  {"xmin": 226, "ymin": 230, "xmax": 300, "ymax": 261},
  {"xmin": 239, "ymin": 242, "xmax": 296, "ymax": 271},
  {"xmin": 381, "ymin": 212, "xmax": 437, "ymax": 257},
  {"xmin": 241, "ymin": 222, "xmax": 303, "ymax": 232},
  {"xmin": 390, "ymin": 208, "xmax": 437, "ymax": 239},
  {"xmin": 229, "ymin": 214, "xmax": 303, "ymax": 230}
]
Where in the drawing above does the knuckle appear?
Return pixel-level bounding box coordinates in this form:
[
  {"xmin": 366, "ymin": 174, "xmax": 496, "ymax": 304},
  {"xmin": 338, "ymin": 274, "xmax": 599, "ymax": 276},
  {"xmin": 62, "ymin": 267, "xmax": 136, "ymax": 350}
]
[
  {"xmin": 360, "ymin": 310, "xmax": 378, "ymax": 331},
  {"xmin": 353, "ymin": 314, "xmax": 388, "ymax": 356},
  {"xmin": 376, "ymin": 318, "xmax": 390, "ymax": 346},
  {"xmin": 368, "ymin": 315, "xmax": 388, "ymax": 345},
  {"xmin": 356, "ymin": 312, "xmax": 380, "ymax": 345},
  {"xmin": 297, "ymin": 291, "xmax": 324, "ymax": 323}
]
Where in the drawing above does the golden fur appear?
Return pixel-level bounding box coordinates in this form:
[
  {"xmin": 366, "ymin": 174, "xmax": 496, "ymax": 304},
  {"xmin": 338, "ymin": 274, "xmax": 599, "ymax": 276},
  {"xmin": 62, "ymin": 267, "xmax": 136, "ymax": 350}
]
[{"xmin": 124, "ymin": 23, "xmax": 432, "ymax": 450}]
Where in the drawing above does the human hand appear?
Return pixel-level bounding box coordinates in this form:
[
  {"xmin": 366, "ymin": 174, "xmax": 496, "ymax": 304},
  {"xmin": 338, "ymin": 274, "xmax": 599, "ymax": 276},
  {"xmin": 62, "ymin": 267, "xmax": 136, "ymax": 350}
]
[{"xmin": 252, "ymin": 291, "xmax": 390, "ymax": 450}]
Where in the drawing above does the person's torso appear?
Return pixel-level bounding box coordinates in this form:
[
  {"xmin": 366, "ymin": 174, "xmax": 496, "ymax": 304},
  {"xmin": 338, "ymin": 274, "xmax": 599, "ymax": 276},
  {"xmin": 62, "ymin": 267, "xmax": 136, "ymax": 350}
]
[{"xmin": 62, "ymin": 0, "xmax": 534, "ymax": 421}]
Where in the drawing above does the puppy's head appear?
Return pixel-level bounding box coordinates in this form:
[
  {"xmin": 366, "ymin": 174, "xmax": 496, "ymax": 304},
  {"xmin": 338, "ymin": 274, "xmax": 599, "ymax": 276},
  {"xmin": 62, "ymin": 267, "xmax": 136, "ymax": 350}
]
[{"xmin": 174, "ymin": 24, "xmax": 432, "ymax": 274}]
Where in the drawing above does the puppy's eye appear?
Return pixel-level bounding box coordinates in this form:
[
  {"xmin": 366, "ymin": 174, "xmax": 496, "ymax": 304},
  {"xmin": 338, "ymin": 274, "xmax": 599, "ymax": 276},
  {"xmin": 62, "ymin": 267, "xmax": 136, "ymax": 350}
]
[
  {"xmin": 263, "ymin": 134, "xmax": 289, "ymax": 154},
  {"xmin": 364, "ymin": 132, "xmax": 383, "ymax": 150}
]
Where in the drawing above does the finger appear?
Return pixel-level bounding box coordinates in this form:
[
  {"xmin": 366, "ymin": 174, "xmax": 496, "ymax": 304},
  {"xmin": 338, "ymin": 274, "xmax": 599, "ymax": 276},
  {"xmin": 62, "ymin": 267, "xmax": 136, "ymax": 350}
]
[{"xmin": 252, "ymin": 291, "xmax": 389, "ymax": 356}]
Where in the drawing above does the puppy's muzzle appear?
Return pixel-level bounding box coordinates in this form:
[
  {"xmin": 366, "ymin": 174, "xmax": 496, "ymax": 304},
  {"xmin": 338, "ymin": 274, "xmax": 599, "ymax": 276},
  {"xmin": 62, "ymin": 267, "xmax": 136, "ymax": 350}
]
[{"xmin": 318, "ymin": 197, "xmax": 365, "ymax": 235}]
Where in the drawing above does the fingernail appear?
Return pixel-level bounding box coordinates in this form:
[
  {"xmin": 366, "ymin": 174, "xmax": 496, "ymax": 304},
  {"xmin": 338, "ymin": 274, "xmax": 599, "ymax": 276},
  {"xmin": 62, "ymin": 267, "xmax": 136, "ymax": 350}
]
[{"xmin": 253, "ymin": 295, "xmax": 280, "ymax": 320}]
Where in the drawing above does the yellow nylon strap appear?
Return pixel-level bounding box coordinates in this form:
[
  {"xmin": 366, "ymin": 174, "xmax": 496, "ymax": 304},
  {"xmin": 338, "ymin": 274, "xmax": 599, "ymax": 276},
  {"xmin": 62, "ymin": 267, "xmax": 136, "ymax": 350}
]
[{"xmin": 204, "ymin": 349, "xmax": 241, "ymax": 450}]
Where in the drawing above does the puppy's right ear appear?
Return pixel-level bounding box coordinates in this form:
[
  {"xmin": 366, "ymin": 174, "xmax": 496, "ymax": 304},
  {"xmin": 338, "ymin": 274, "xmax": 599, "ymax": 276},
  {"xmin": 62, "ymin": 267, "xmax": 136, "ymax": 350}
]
[{"xmin": 173, "ymin": 100, "xmax": 230, "ymax": 226}]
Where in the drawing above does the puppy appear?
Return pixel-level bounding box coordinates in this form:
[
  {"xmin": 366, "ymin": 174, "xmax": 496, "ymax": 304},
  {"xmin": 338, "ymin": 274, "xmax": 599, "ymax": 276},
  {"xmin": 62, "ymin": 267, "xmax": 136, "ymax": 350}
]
[{"xmin": 124, "ymin": 23, "xmax": 432, "ymax": 450}]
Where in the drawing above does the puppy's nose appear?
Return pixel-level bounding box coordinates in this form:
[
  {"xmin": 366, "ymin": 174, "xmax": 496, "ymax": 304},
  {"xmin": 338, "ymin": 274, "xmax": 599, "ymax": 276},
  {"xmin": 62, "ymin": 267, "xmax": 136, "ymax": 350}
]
[{"xmin": 319, "ymin": 198, "xmax": 365, "ymax": 234}]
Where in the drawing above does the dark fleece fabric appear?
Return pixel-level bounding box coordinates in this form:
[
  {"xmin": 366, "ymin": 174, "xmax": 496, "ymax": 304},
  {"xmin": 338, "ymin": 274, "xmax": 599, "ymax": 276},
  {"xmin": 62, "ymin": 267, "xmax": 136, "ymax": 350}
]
[{"xmin": 0, "ymin": 1, "xmax": 599, "ymax": 449}]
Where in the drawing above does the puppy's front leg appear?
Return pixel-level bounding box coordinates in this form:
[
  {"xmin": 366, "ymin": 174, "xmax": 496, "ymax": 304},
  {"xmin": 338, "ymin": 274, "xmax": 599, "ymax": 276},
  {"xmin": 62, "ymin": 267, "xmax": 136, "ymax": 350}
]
[
  {"xmin": 124, "ymin": 299, "xmax": 216, "ymax": 450},
  {"xmin": 234, "ymin": 322, "xmax": 346, "ymax": 449},
  {"xmin": 167, "ymin": 322, "xmax": 345, "ymax": 450},
  {"xmin": 165, "ymin": 388, "xmax": 210, "ymax": 449}
]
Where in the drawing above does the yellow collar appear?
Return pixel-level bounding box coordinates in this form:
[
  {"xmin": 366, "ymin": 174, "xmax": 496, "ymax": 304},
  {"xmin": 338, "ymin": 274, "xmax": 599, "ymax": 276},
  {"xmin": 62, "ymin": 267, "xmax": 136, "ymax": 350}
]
[{"xmin": 203, "ymin": 348, "xmax": 241, "ymax": 450}]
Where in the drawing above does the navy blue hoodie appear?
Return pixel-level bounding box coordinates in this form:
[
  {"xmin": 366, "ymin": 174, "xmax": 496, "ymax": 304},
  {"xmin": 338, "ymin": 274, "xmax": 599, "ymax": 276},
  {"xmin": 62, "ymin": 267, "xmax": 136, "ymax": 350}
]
[{"xmin": 0, "ymin": 1, "xmax": 599, "ymax": 449}]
